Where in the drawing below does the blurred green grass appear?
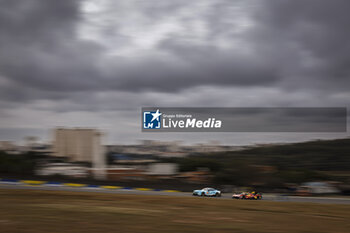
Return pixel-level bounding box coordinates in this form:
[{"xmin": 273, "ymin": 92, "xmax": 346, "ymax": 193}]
[{"xmin": 0, "ymin": 188, "xmax": 349, "ymax": 233}]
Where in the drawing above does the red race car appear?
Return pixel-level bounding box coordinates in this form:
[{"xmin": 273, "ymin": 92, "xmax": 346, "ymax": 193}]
[{"xmin": 232, "ymin": 191, "xmax": 262, "ymax": 200}]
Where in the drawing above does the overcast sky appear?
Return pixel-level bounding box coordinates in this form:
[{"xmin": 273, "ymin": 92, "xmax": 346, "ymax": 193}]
[{"xmin": 0, "ymin": 0, "xmax": 349, "ymax": 145}]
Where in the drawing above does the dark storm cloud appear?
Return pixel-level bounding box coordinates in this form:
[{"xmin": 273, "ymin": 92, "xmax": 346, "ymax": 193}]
[
  {"xmin": 250, "ymin": 0, "xmax": 350, "ymax": 91},
  {"xmin": 103, "ymin": 49, "xmax": 279, "ymax": 92},
  {"xmin": 0, "ymin": 0, "xmax": 349, "ymax": 104},
  {"xmin": 0, "ymin": 0, "xmax": 103, "ymax": 96},
  {"xmin": 0, "ymin": 0, "xmax": 280, "ymax": 103},
  {"xmin": 107, "ymin": 0, "xmax": 350, "ymax": 93}
]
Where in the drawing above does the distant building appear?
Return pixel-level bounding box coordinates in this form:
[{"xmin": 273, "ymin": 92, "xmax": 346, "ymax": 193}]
[
  {"xmin": 175, "ymin": 170, "xmax": 213, "ymax": 183},
  {"xmin": 0, "ymin": 141, "xmax": 16, "ymax": 151},
  {"xmin": 104, "ymin": 167, "xmax": 146, "ymax": 181},
  {"xmin": 24, "ymin": 136, "xmax": 39, "ymax": 149},
  {"xmin": 36, "ymin": 163, "xmax": 88, "ymax": 178},
  {"xmin": 52, "ymin": 128, "xmax": 106, "ymax": 179},
  {"xmin": 146, "ymin": 163, "xmax": 178, "ymax": 176},
  {"xmin": 90, "ymin": 163, "xmax": 179, "ymax": 181},
  {"xmin": 298, "ymin": 182, "xmax": 340, "ymax": 195}
]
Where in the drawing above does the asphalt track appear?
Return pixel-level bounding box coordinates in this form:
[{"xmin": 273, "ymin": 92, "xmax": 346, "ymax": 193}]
[{"xmin": 1, "ymin": 183, "xmax": 350, "ymax": 204}]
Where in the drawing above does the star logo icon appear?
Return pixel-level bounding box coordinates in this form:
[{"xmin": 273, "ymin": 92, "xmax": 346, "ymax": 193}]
[{"xmin": 150, "ymin": 109, "xmax": 162, "ymax": 122}]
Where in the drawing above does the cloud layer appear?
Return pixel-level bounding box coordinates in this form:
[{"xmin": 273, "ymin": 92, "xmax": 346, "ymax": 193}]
[{"xmin": 0, "ymin": 0, "xmax": 349, "ymax": 144}]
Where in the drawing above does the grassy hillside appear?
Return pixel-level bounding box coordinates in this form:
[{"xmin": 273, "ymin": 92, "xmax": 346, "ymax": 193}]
[
  {"xmin": 175, "ymin": 138, "xmax": 350, "ymax": 186},
  {"xmin": 235, "ymin": 138, "xmax": 350, "ymax": 171}
]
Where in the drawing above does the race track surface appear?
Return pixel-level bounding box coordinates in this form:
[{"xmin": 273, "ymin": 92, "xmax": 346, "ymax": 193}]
[{"xmin": 1, "ymin": 183, "xmax": 349, "ymax": 204}]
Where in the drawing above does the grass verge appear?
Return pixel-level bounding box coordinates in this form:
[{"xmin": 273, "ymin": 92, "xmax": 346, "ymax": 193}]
[{"xmin": 0, "ymin": 188, "xmax": 349, "ymax": 233}]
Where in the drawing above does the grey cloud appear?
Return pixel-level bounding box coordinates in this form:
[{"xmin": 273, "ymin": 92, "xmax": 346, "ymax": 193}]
[
  {"xmin": 0, "ymin": 0, "xmax": 105, "ymax": 95},
  {"xmin": 0, "ymin": 0, "xmax": 349, "ymax": 144},
  {"xmin": 1, "ymin": 0, "xmax": 349, "ymax": 101},
  {"xmin": 250, "ymin": 0, "xmax": 350, "ymax": 91},
  {"xmin": 0, "ymin": 0, "xmax": 281, "ymax": 102}
]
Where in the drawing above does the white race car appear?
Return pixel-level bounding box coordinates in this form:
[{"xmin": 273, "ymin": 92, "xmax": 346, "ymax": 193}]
[{"xmin": 193, "ymin": 187, "xmax": 221, "ymax": 197}]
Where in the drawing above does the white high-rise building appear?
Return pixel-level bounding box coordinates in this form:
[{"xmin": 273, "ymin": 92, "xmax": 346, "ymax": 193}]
[{"xmin": 53, "ymin": 128, "xmax": 106, "ymax": 179}]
